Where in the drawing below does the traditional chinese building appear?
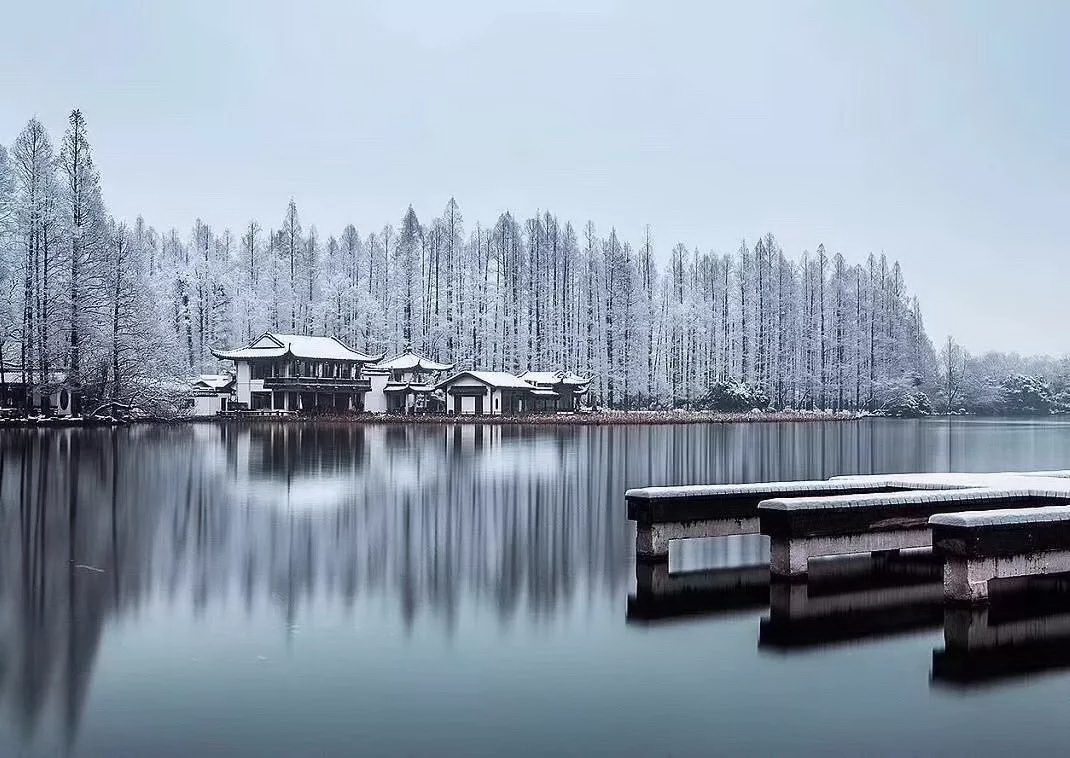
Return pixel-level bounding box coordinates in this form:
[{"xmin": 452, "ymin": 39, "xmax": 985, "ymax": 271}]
[
  {"xmin": 435, "ymin": 371, "xmax": 536, "ymax": 416},
  {"xmin": 366, "ymin": 352, "xmax": 455, "ymax": 414},
  {"xmin": 0, "ymin": 350, "xmax": 72, "ymax": 415},
  {"xmin": 518, "ymin": 371, "xmax": 591, "ymax": 412},
  {"xmin": 211, "ymin": 333, "xmax": 384, "ymax": 412},
  {"xmin": 190, "ymin": 374, "xmax": 236, "ymax": 416}
]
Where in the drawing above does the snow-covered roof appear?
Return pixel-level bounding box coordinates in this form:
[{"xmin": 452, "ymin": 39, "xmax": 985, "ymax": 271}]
[
  {"xmin": 436, "ymin": 371, "xmax": 535, "ymax": 390},
  {"xmin": 192, "ymin": 374, "xmax": 235, "ymax": 391},
  {"xmin": 212, "ymin": 332, "xmax": 383, "ymax": 362},
  {"xmin": 0, "ymin": 364, "xmax": 68, "ymax": 385},
  {"xmin": 384, "ymin": 381, "xmax": 438, "ymax": 394},
  {"xmin": 519, "ymin": 370, "xmax": 590, "ymax": 387},
  {"xmin": 374, "ymin": 352, "xmax": 454, "ymax": 372}
]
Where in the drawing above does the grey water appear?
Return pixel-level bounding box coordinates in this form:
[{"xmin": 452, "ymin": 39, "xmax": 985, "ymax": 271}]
[{"xmin": 3, "ymin": 418, "xmax": 1070, "ymax": 756}]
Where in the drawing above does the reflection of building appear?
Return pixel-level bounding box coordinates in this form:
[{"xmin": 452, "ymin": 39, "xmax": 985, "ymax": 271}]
[
  {"xmin": 190, "ymin": 374, "xmax": 235, "ymax": 416},
  {"xmin": 518, "ymin": 371, "xmax": 590, "ymax": 412},
  {"xmin": 211, "ymin": 332, "xmax": 383, "ymax": 412},
  {"xmin": 365, "ymin": 352, "xmax": 454, "ymax": 414}
]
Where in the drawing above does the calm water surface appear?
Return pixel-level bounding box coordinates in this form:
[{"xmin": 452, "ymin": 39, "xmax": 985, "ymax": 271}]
[{"xmin": 4, "ymin": 418, "xmax": 1070, "ymax": 756}]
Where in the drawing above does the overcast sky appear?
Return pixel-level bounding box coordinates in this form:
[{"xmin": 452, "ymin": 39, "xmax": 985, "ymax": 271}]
[{"xmin": 2, "ymin": 1, "xmax": 1067, "ymax": 354}]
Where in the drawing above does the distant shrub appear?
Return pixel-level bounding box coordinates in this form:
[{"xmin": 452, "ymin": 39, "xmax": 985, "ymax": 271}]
[
  {"xmin": 998, "ymin": 374, "xmax": 1053, "ymax": 415},
  {"xmin": 879, "ymin": 388, "xmax": 933, "ymax": 418},
  {"xmin": 696, "ymin": 380, "xmax": 769, "ymax": 412}
]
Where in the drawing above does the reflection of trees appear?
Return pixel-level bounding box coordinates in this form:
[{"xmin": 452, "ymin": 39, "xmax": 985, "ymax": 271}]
[
  {"xmin": 0, "ymin": 428, "xmax": 165, "ymax": 748},
  {"xmin": 2, "ymin": 417, "xmax": 1060, "ymax": 745}
]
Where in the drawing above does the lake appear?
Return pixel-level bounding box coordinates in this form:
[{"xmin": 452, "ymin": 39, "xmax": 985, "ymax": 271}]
[{"xmin": 4, "ymin": 418, "xmax": 1070, "ymax": 756}]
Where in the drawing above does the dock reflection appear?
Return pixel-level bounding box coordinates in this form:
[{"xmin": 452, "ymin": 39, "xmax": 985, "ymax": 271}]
[
  {"xmin": 758, "ymin": 551, "xmax": 944, "ymax": 651},
  {"xmin": 931, "ymin": 577, "xmax": 1070, "ymax": 688},
  {"xmin": 627, "ymin": 562, "xmax": 770, "ymax": 624}
]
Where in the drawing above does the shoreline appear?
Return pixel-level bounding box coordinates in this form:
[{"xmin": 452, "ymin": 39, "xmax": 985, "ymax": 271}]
[{"xmin": 1, "ymin": 410, "xmax": 869, "ymax": 428}]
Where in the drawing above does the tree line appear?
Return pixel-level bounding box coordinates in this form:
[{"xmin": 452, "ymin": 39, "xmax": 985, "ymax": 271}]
[
  {"xmin": 0, "ymin": 111, "xmax": 941, "ymax": 414},
  {"xmin": 939, "ymin": 339, "xmax": 1070, "ymax": 416}
]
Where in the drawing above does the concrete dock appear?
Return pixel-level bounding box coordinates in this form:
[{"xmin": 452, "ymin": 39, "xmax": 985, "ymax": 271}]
[{"xmin": 628, "ymin": 470, "xmax": 1070, "ymax": 594}]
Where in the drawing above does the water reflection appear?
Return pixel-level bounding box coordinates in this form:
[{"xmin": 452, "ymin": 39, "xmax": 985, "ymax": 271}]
[
  {"xmin": 627, "ymin": 551, "xmax": 770, "ymax": 625},
  {"xmin": 931, "ymin": 577, "xmax": 1070, "ymax": 689},
  {"xmin": 758, "ymin": 552, "xmax": 944, "ymax": 651},
  {"xmin": 5, "ymin": 419, "xmax": 1070, "ymax": 752}
]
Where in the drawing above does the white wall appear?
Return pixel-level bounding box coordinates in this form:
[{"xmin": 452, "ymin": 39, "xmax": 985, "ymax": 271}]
[
  {"xmin": 193, "ymin": 395, "xmax": 226, "ymax": 416},
  {"xmin": 365, "ymin": 374, "xmax": 389, "ymax": 414},
  {"xmin": 235, "ymin": 361, "xmax": 253, "ymax": 406}
]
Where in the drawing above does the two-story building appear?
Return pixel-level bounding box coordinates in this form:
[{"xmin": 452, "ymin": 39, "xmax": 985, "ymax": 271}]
[
  {"xmin": 365, "ymin": 352, "xmax": 455, "ymax": 414},
  {"xmin": 211, "ymin": 333, "xmax": 384, "ymax": 412}
]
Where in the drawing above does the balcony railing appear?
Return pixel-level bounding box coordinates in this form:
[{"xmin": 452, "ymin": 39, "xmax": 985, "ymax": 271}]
[{"xmin": 262, "ymin": 376, "xmax": 372, "ymax": 390}]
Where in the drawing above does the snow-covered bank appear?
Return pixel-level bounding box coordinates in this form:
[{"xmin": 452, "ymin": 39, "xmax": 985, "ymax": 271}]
[{"xmin": 181, "ymin": 409, "xmax": 865, "ymax": 426}]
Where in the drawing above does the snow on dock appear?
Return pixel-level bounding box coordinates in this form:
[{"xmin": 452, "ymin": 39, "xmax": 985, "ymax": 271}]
[
  {"xmin": 626, "ymin": 478, "xmax": 917, "ymax": 562},
  {"xmin": 931, "ymin": 504, "xmax": 1070, "ymax": 604},
  {"xmin": 758, "ymin": 487, "xmax": 1069, "ymax": 577},
  {"xmin": 628, "ymin": 471, "xmax": 1070, "ymax": 575}
]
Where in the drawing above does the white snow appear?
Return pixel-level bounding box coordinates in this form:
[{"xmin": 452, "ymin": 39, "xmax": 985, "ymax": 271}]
[
  {"xmin": 437, "ymin": 370, "xmax": 536, "ymax": 390},
  {"xmin": 930, "ymin": 505, "xmax": 1070, "ymax": 528},
  {"xmin": 374, "ymin": 352, "xmax": 454, "ymax": 372},
  {"xmin": 214, "ymin": 332, "xmax": 381, "ymax": 362},
  {"xmin": 627, "ymin": 478, "xmax": 883, "ymax": 500}
]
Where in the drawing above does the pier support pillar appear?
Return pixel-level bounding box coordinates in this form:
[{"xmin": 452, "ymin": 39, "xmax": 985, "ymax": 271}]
[
  {"xmin": 636, "ymin": 524, "xmax": 670, "ymax": 562},
  {"xmin": 770, "ymin": 538, "xmax": 809, "ymax": 577},
  {"xmin": 944, "ymin": 557, "xmax": 992, "ymax": 605}
]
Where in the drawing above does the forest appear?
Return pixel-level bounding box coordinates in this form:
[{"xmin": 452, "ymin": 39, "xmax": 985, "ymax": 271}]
[{"xmin": 0, "ymin": 110, "xmax": 1055, "ymax": 417}]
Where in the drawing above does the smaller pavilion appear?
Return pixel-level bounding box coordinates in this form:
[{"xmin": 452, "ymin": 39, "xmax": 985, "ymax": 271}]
[
  {"xmin": 518, "ymin": 371, "xmax": 591, "ymax": 412},
  {"xmin": 190, "ymin": 374, "xmax": 236, "ymax": 416},
  {"xmin": 367, "ymin": 352, "xmax": 455, "ymax": 414},
  {"xmin": 436, "ymin": 371, "xmax": 535, "ymax": 416}
]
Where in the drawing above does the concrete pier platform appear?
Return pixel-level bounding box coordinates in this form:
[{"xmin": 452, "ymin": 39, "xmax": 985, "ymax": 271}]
[
  {"xmin": 627, "ymin": 470, "xmax": 1070, "ymax": 592},
  {"xmin": 626, "ymin": 478, "xmax": 914, "ymax": 562},
  {"xmin": 757, "ymin": 488, "xmax": 1064, "ymax": 577},
  {"xmin": 932, "ymin": 505, "xmax": 1070, "ymax": 604}
]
